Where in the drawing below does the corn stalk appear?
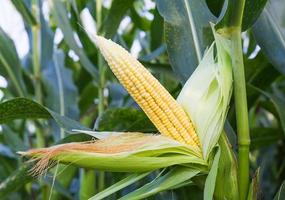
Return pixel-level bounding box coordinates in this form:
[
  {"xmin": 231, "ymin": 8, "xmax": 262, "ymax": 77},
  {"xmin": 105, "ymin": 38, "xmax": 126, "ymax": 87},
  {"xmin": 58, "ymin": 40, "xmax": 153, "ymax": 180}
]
[{"xmin": 216, "ymin": 0, "xmax": 250, "ymax": 199}]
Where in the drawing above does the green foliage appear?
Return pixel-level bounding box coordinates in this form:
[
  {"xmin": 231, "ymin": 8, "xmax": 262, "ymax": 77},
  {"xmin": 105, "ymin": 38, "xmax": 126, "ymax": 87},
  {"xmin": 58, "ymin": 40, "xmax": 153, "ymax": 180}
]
[{"xmin": 156, "ymin": 0, "xmax": 215, "ymax": 83}]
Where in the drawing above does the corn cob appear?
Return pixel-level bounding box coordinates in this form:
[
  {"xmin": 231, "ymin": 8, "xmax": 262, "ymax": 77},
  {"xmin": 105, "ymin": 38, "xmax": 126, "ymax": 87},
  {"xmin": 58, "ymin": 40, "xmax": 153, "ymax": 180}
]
[{"xmin": 94, "ymin": 35, "xmax": 201, "ymax": 148}]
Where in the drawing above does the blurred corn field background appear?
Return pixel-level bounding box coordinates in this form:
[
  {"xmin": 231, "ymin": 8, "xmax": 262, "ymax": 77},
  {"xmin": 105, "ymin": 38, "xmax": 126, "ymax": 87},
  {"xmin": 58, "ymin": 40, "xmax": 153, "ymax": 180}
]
[{"xmin": 1, "ymin": 0, "xmax": 285, "ymax": 199}]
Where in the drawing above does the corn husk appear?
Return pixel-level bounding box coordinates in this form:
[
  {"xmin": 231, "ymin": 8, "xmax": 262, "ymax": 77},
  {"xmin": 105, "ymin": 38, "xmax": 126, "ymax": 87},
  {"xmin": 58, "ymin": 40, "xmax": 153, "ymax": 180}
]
[
  {"xmin": 21, "ymin": 133, "xmax": 206, "ymax": 174},
  {"xmin": 177, "ymin": 28, "xmax": 232, "ymax": 158}
]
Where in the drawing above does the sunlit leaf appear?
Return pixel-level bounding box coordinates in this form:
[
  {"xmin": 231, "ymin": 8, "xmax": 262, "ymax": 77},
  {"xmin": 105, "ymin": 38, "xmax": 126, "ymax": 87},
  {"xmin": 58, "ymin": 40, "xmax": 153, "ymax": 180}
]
[
  {"xmin": 11, "ymin": 0, "xmax": 37, "ymax": 26},
  {"xmin": 0, "ymin": 28, "xmax": 27, "ymax": 96},
  {"xmin": 49, "ymin": 0, "xmax": 99, "ymax": 79}
]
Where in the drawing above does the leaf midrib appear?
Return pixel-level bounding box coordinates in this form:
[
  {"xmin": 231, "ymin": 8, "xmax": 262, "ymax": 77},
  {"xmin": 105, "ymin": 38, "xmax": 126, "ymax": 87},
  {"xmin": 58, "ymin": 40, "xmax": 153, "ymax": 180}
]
[{"xmin": 183, "ymin": 0, "xmax": 202, "ymax": 62}]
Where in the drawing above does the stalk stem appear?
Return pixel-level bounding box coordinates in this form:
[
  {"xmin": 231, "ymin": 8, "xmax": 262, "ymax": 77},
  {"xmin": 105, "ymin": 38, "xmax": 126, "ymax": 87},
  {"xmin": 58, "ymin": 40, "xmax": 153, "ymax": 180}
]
[
  {"xmin": 224, "ymin": 0, "xmax": 250, "ymax": 198},
  {"xmin": 218, "ymin": 0, "xmax": 249, "ymax": 198},
  {"xmin": 96, "ymin": 0, "xmax": 106, "ymax": 191},
  {"xmin": 231, "ymin": 29, "xmax": 250, "ymax": 200},
  {"xmin": 31, "ymin": 0, "xmax": 45, "ymax": 149},
  {"xmin": 32, "ymin": 0, "xmax": 42, "ymax": 104}
]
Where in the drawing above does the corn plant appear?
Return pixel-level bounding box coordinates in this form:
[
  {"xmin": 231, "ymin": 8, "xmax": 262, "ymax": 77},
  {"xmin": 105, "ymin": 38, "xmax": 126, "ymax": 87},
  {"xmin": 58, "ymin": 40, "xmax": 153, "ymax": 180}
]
[{"xmin": 0, "ymin": 0, "xmax": 285, "ymax": 200}]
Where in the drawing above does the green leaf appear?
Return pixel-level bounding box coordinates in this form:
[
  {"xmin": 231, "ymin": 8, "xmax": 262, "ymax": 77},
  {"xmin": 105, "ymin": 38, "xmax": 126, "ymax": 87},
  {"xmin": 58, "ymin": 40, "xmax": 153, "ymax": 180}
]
[
  {"xmin": 242, "ymin": 0, "xmax": 268, "ymax": 30},
  {"xmin": 252, "ymin": 86, "xmax": 285, "ymax": 135},
  {"xmin": 214, "ymin": 132, "xmax": 239, "ymax": 199},
  {"xmin": 0, "ymin": 98, "xmax": 90, "ymax": 133},
  {"xmin": 130, "ymin": 8, "xmax": 151, "ymax": 31},
  {"xmin": 204, "ymin": 147, "xmax": 220, "ymax": 200},
  {"xmin": 80, "ymin": 169, "xmax": 96, "ymax": 200},
  {"xmin": 0, "ymin": 27, "xmax": 27, "ymax": 96},
  {"xmin": 119, "ymin": 167, "xmax": 200, "ymax": 200},
  {"xmin": 11, "ymin": 0, "xmax": 37, "ymax": 26},
  {"xmin": 98, "ymin": 108, "xmax": 156, "ymax": 132},
  {"xmin": 274, "ymin": 181, "xmax": 285, "ymax": 200},
  {"xmin": 156, "ymin": 0, "xmax": 215, "ymax": 83},
  {"xmin": 150, "ymin": 8, "xmax": 164, "ymax": 51},
  {"xmin": 49, "ymin": 0, "xmax": 98, "ymax": 79},
  {"xmin": 252, "ymin": 0, "xmax": 285, "ymax": 75},
  {"xmin": 89, "ymin": 172, "xmax": 151, "ymax": 200},
  {"xmin": 43, "ymin": 50, "xmax": 79, "ymax": 139},
  {"xmin": 1, "ymin": 126, "xmax": 27, "ymax": 152},
  {"xmin": 250, "ymin": 128, "xmax": 283, "ymax": 149},
  {"xmin": 0, "ymin": 164, "xmax": 33, "ymax": 199},
  {"xmin": 205, "ymin": 0, "xmax": 224, "ymax": 17},
  {"xmin": 43, "ymin": 171, "xmax": 73, "ymax": 199},
  {"xmin": 102, "ymin": 0, "xmax": 135, "ymax": 38},
  {"xmin": 0, "ymin": 98, "xmax": 50, "ymax": 123},
  {"xmin": 0, "ymin": 144, "xmax": 15, "ymax": 158},
  {"xmin": 50, "ymin": 165, "xmax": 77, "ymax": 200},
  {"xmin": 215, "ymin": 0, "xmax": 268, "ymax": 30},
  {"xmin": 139, "ymin": 45, "xmax": 166, "ymax": 62}
]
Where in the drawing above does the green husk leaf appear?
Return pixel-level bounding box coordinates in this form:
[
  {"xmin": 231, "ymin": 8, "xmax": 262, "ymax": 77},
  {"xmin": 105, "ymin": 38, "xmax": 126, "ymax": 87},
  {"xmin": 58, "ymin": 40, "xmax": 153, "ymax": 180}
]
[
  {"xmin": 204, "ymin": 146, "xmax": 220, "ymax": 200},
  {"xmin": 214, "ymin": 132, "xmax": 239, "ymax": 199},
  {"xmin": 22, "ymin": 133, "xmax": 206, "ymax": 174},
  {"xmin": 177, "ymin": 27, "xmax": 232, "ymax": 159}
]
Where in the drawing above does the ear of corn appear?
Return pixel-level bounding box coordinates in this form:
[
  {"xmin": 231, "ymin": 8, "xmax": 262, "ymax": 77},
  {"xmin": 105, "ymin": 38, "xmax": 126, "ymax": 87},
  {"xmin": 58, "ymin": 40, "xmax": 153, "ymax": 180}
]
[{"xmin": 93, "ymin": 35, "xmax": 201, "ymax": 149}]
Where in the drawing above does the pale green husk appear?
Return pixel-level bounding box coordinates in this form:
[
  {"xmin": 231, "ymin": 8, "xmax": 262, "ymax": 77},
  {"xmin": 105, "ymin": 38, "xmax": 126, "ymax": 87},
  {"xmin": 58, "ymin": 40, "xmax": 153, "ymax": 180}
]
[
  {"xmin": 25, "ymin": 133, "xmax": 206, "ymax": 173},
  {"xmin": 177, "ymin": 28, "xmax": 232, "ymax": 159}
]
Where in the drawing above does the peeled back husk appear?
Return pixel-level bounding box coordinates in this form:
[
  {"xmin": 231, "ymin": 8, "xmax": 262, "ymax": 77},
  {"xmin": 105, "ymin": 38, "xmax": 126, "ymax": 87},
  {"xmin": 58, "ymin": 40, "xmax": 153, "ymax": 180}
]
[
  {"xmin": 20, "ymin": 133, "xmax": 206, "ymax": 175},
  {"xmin": 177, "ymin": 28, "xmax": 233, "ymax": 159}
]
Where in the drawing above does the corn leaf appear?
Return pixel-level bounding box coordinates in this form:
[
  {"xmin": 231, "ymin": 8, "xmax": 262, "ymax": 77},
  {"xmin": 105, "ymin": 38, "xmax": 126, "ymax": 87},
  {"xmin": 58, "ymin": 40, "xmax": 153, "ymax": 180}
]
[
  {"xmin": 43, "ymin": 50, "xmax": 80, "ymax": 140},
  {"xmin": 215, "ymin": 0, "xmax": 268, "ymax": 30},
  {"xmin": 0, "ymin": 28, "xmax": 27, "ymax": 96},
  {"xmin": 102, "ymin": 0, "xmax": 135, "ymax": 38},
  {"xmin": 253, "ymin": 0, "xmax": 285, "ymax": 75},
  {"xmin": 97, "ymin": 108, "xmax": 156, "ymax": 132},
  {"xmin": 252, "ymin": 86, "xmax": 285, "ymax": 135},
  {"xmin": 49, "ymin": 0, "xmax": 98, "ymax": 79},
  {"xmin": 0, "ymin": 164, "xmax": 33, "ymax": 199},
  {"xmin": 204, "ymin": 147, "xmax": 220, "ymax": 200},
  {"xmin": 89, "ymin": 172, "xmax": 151, "ymax": 200},
  {"xmin": 250, "ymin": 128, "xmax": 283, "ymax": 150},
  {"xmin": 119, "ymin": 166, "xmax": 200, "ymax": 200},
  {"xmin": 0, "ymin": 98, "xmax": 91, "ymax": 134},
  {"xmin": 274, "ymin": 181, "xmax": 285, "ymax": 200},
  {"xmin": 156, "ymin": 0, "xmax": 216, "ymax": 83},
  {"xmin": 11, "ymin": 0, "xmax": 37, "ymax": 26}
]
